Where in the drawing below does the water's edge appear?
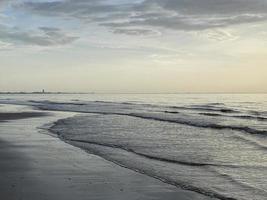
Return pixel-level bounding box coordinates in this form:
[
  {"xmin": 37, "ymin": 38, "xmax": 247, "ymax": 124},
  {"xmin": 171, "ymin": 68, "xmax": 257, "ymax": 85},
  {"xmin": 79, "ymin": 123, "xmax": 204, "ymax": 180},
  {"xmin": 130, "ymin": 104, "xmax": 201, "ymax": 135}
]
[{"xmin": 46, "ymin": 115, "xmax": 230, "ymax": 200}]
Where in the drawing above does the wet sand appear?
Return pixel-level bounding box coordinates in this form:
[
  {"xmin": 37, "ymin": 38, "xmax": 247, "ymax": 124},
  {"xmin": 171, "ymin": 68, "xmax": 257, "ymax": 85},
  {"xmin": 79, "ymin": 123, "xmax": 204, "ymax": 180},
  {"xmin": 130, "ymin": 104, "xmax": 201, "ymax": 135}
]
[
  {"xmin": 0, "ymin": 104, "xmax": 211, "ymax": 200},
  {"xmin": 0, "ymin": 112, "xmax": 50, "ymax": 122}
]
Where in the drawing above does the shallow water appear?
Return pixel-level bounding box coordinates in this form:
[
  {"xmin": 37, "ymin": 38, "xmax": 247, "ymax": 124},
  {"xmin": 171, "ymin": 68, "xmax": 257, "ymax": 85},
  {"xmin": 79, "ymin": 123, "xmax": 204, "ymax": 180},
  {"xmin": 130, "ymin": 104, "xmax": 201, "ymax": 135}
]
[{"xmin": 0, "ymin": 93, "xmax": 266, "ymax": 200}]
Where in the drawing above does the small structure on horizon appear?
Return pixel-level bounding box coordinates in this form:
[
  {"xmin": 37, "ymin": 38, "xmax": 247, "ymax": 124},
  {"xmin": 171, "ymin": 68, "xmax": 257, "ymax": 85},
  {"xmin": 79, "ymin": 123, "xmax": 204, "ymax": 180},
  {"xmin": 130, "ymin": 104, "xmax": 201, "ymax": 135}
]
[{"xmin": 42, "ymin": 89, "xmax": 45, "ymax": 93}]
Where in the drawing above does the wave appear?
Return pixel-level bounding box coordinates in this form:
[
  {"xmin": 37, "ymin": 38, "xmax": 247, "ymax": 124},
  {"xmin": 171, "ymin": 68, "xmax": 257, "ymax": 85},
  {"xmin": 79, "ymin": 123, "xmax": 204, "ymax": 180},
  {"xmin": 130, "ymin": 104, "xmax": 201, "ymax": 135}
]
[
  {"xmin": 210, "ymin": 168, "xmax": 267, "ymax": 196},
  {"xmin": 92, "ymin": 101, "xmax": 239, "ymax": 115},
  {"xmin": 198, "ymin": 113, "xmax": 222, "ymax": 117},
  {"xmin": 63, "ymin": 138, "xmax": 265, "ymax": 170},
  {"xmin": 28, "ymin": 99, "xmax": 267, "ymax": 124},
  {"xmin": 168, "ymin": 105, "xmax": 239, "ymax": 114},
  {"xmin": 231, "ymin": 135, "xmax": 267, "ymax": 150},
  {"xmin": 4, "ymin": 100, "xmax": 265, "ymax": 136},
  {"xmin": 249, "ymin": 110, "xmax": 267, "ymax": 116},
  {"xmin": 94, "ymin": 100, "xmax": 135, "ymax": 105},
  {"xmin": 30, "ymin": 100, "xmax": 267, "ymax": 136},
  {"xmin": 164, "ymin": 111, "xmax": 180, "ymax": 114},
  {"xmin": 29, "ymin": 100, "xmax": 87, "ymax": 106},
  {"xmin": 129, "ymin": 113, "xmax": 267, "ymax": 136},
  {"xmin": 199, "ymin": 113, "xmax": 267, "ymax": 121},
  {"xmin": 32, "ymin": 100, "xmax": 240, "ymax": 114}
]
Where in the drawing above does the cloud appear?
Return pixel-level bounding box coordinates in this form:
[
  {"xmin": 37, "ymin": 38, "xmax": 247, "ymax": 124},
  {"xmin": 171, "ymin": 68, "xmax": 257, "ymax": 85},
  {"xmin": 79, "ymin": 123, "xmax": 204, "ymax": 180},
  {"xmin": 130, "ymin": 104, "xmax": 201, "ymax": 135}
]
[
  {"xmin": 113, "ymin": 28, "xmax": 160, "ymax": 36},
  {"xmin": 0, "ymin": 0, "xmax": 11, "ymax": 5},
  {"xmin": 0, "ymin": 0, "xmax": 17, "ymax": 8},
  {"xmin": 0, "ymin": 24, "xmax": 78, "ymax": 46},
  {"xmin": 0, "ymin": 40, "xmax": 13, "ymax": 50},
  {"xmin": 151, "ymin": 0, "xmax": 267, "ymax": 15},
  {"xmin": 15, "ymin": 0, "xmax": 267, "ymax": 35},
  {"xmin": 0, "ymin": 0, "xmax": 11, "ymax": 10},
  {"xmin": 21, "ymin": 0, "xmax": 132, "ymax": 20},
  {"xmin": 101, "ymin": 0, "xmax": 267, "ymax": 31},
  {"xmin": 194, "ymin": 29, "xmax": 239, "ymax": 42}
]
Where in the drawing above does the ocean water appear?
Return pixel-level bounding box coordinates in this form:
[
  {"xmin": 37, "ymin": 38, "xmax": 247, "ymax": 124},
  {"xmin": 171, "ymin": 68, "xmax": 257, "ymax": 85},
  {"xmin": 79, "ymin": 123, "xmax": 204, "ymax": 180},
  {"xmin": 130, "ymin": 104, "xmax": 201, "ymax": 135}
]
[{"xmin": 0, "ymin": 94, "xmax": 266, "ymax": 200}]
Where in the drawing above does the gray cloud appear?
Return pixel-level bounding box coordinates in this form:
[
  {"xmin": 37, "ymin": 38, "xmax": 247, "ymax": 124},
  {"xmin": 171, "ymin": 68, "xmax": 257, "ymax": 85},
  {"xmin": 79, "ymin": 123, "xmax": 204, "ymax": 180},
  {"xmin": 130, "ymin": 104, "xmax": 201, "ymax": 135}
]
[
  {"xmin": 102, "ymin": 12, "xmax": 267, "ymax": 31},
  {"xmin": 0, "ymin": 0, "xmax": 11, "ymax": 5},
  {"xmin": 0, "ymin": 24, "xmax": 78, "ymax": 46},
  {"xmin": 21, "ymin": 0, "xmax": 133, "ymax": 20},
  {"xmin": 150, "ymin": 0, "xmax": 267, "ymax": 15},
  {"xmin": 0, "ymin": 0, "xmax": 12, "ymax": 9},
  {"xmin": 19, "ymin": 0, "xmax": 267, "ymax": 35}
]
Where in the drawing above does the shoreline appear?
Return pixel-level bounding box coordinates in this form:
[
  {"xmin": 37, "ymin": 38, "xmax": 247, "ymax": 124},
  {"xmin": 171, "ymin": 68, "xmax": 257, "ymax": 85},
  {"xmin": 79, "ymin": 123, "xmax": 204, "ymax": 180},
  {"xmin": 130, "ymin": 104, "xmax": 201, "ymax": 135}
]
[{"xmin": 0, "ymin": 104, "xmax": 211, "ymax": 200}]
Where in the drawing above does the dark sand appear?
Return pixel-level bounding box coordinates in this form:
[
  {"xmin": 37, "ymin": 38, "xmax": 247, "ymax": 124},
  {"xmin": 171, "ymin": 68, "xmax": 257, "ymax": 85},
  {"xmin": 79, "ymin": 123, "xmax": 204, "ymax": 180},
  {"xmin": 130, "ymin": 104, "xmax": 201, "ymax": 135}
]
[
  {"xmin": 0, "ymin": 104, "xmax": 212, "ymax": 200},
  {"xmin": 0, "ymin": 112, "xmax": 50, "ymax": 122}
]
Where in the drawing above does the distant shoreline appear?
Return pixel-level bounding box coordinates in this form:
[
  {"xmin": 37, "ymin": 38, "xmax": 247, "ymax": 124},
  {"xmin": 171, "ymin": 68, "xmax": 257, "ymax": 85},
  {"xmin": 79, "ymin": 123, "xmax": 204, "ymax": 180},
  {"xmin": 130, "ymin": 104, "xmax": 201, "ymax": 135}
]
[
  {"xmin": 0, "ymin": 92, "xmax": 266, "ymax": 95},
  {"xmin": 0, "ymin": 92, "xmax": 94, "ymax": 95}
]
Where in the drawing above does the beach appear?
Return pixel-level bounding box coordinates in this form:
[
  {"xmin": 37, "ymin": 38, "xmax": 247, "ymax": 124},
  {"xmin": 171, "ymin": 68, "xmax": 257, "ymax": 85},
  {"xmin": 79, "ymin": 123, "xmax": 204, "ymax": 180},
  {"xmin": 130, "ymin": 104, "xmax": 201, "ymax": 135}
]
[
  {"xmin": 0, "ymin": 93, "xmax": 266, "ymax": 200},
  {"xmin": 0, "ymin": 104, "xmax": 210, "ymax": 200}
]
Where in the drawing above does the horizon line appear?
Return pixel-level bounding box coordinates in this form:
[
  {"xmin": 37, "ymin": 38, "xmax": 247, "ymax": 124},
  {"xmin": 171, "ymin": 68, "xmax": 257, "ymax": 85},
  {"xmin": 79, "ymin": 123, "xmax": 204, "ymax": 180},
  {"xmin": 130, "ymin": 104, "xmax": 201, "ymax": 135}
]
[{"xmin": 0, "ymin": 91, "xmax": 267, "ymax": 95}]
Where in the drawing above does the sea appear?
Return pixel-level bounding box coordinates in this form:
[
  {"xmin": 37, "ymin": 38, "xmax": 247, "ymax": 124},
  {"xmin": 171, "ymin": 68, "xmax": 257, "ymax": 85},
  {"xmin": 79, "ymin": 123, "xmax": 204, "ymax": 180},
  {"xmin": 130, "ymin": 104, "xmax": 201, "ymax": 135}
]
[{"xmin": 0, "ymin": 93, "xmax": 266, "ymax": 200}]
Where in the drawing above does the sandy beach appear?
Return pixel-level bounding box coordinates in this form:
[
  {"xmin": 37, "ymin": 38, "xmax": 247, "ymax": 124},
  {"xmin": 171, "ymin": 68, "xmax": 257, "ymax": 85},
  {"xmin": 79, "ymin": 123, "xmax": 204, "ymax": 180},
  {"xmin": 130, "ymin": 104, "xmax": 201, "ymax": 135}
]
[{"xmin": 0, "ymin": 104, "xmax": 210, "ymax": 200}]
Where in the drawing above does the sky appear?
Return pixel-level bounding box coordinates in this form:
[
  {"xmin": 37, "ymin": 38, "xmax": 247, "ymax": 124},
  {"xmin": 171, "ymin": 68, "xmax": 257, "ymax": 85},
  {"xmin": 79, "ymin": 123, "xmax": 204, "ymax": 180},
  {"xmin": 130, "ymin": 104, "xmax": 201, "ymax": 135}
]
[{"xmin": 0, "ymin": 0, "xmax": 267, "ymax": 93}]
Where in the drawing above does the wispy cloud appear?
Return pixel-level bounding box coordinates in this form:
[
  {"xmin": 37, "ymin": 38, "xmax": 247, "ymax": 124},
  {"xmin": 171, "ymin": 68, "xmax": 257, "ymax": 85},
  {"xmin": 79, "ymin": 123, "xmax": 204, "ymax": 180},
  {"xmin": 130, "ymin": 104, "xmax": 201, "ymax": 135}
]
[
  {"xmin": 0, "ymin": 24, "xmax": 78, "ymax": 46},
  {"xmin": 113, "ymin": 28, "xmax": 160, "ymax": 36},
  {"xmin": 20, "ymin": 0, "xmax": 267, "ymax": 35}
]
